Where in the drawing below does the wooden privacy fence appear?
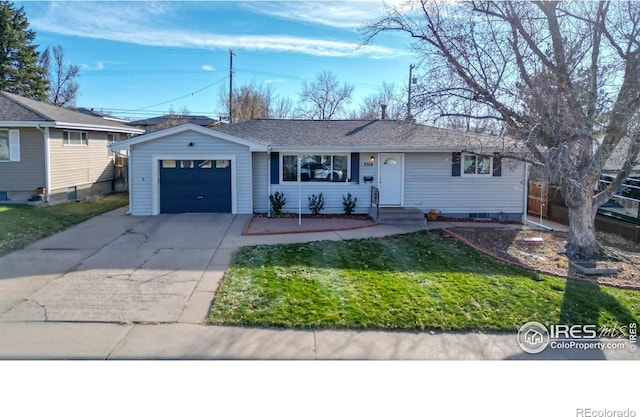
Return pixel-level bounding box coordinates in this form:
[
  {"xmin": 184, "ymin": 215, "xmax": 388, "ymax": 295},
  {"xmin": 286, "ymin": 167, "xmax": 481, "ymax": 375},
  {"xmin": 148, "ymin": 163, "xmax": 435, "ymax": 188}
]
[{"xmin": 528, "ymin": 181, "xmax": 548, "ymax": 218}]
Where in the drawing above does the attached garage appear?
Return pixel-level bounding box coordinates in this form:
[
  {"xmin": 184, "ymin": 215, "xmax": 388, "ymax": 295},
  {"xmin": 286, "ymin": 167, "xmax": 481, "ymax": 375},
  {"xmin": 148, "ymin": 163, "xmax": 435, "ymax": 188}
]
[
  {"xmin": 159, "ymin": 159, "xmax": 232, "ymax": 213},
  {"xmin": 110, "ymin": 124, "xmax": 266, "ymax": 215}
]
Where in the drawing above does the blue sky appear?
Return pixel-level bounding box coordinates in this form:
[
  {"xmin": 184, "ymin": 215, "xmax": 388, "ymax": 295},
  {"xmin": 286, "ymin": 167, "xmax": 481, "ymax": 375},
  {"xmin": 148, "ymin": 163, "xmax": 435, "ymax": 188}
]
[{"xmin": 17, "ymin": 1, "xmax": 415, "ymax": 120}]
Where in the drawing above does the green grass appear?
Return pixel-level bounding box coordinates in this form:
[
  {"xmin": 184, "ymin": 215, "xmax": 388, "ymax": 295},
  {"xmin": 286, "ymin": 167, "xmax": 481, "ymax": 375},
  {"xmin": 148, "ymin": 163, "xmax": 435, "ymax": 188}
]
[
  {"xmin": 208, "ymin": 231, "xmax": 639, "ymax": 331},
  {"xmin": 0, "ymin": 193, "xmax": 129, "ymax": 256}
]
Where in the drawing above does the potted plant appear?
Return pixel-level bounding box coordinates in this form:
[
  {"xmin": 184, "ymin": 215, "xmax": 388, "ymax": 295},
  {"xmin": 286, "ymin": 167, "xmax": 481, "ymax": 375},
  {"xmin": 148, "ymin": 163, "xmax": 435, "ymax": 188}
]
[{"xmin": 427, "ymin": 208, "xmax": 439, "ymax": 221}]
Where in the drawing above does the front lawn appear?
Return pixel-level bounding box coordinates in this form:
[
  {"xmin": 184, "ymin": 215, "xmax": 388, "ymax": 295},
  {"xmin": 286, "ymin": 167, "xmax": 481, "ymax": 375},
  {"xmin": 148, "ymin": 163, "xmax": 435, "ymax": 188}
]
[
  {"xmin": 0, "ymin": 193, "xmax": 129, "ymax": 256},
  {"xmin": 208, "ymin": 231, "xmax": 639, "ymax": 331}
]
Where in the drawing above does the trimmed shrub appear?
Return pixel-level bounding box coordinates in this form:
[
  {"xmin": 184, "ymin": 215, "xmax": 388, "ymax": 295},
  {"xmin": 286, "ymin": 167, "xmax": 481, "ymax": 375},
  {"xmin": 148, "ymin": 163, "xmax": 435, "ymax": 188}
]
[
  {"xmin": 269, "ymin": 191, "xmax": 286, "ymax": 216},
  {"xmin": 342, "ymin": 193, "xmax": 357, "ymax": 215},
  {"xmin": 308, "ymin": 193, "xmax": 325, "ymax": 215}
]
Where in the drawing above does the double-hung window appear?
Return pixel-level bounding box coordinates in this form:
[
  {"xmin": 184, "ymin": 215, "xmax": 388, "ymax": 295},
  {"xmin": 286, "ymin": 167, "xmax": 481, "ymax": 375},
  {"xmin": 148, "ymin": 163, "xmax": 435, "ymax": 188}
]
[
  {"xmin": 282, "ymin": 154, "xmax": 348, "ymax": 182},
  {"xmin": 64, "ymin": 131, "xmax": 87, "ymax": 145},
  {"xmin": 0, "ymin": 130, "xmax": 9, "ymax": 161},
  {"xmin": 107, "ymin": 133, "xmax": 117, "ymax": 156},
  {"xmin": 463, "ymin": 153, "xmax": 492, "ymax": 176},
  {"xmin": 0, "ymin": 129, "xmax": 20, "ymax": 161}
]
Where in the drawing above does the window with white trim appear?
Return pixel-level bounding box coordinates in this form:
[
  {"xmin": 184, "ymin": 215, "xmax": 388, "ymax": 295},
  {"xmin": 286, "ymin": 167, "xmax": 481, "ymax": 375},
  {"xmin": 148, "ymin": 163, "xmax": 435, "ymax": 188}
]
[
  {"xmin": 63, "ymin": 131, "xmax": 87, "ymax": 145},
  {"xmin": 462, "ymin": 153, "xmax": 492, "ymax": 176},
  {"xmin": 282, "ymin": 154, "xmax": 348, "ymax": 182},
  {"xmin": 0, "ymin": 130, "xmax": 8, "ymax": 161}
]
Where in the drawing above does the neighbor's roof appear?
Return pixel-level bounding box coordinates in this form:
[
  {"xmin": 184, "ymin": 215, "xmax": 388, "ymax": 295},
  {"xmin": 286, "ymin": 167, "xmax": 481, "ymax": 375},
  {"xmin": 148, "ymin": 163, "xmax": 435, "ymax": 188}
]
[
  {"xmin": 130, "ymin": 115, "xmax": 218, "ymax": 127},
  {"xmin": 0, "ymin": 91, "xmax": 143, "ymax": 134},
  {"xmin": 215, "ymin": 119, "xmax": 511, "ymax": 152}
]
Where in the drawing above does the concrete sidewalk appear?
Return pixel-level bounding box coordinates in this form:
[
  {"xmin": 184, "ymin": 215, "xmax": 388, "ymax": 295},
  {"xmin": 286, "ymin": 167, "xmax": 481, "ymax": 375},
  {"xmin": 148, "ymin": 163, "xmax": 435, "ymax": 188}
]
[
  {"xmin": 1, "ymin": 209, "xmax": 636, "ymax": 360},
  {"xmin": 1, "ymin": 322, "xmax": 637, "ymax": 359}
]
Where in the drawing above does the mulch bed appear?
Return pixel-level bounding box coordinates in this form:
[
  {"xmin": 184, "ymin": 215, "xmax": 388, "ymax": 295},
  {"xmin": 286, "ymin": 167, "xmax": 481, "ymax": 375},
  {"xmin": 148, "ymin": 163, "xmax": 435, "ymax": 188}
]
[
  {"xmin": 445, "ymin": 227, "xmax": 640, "ymax": 290},
  {"xmin": 243, "ymin": 213, "xmax": 377, "ymax": 235}
]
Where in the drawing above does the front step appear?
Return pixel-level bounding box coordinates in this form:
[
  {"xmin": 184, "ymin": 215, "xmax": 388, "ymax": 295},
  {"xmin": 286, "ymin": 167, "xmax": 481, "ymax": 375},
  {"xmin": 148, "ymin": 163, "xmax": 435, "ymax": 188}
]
[{"xmin": 370, "ymin": 207, "xmax": 427, "ymax": 228}]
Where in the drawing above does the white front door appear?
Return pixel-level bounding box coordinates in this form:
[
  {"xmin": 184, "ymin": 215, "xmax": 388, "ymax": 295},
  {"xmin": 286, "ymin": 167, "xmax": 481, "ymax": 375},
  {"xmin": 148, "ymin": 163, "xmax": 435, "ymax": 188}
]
[{"xmin": 378, "ymin": 153, "xmax": 403, "ymax": 205}]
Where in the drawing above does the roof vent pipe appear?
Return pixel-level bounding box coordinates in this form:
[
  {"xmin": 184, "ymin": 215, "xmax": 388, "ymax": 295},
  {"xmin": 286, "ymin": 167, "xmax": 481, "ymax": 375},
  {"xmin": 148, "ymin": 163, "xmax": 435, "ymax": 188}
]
[{"xmin": 381, "ymin": 104, "xmax": 387, "ymax": 120}]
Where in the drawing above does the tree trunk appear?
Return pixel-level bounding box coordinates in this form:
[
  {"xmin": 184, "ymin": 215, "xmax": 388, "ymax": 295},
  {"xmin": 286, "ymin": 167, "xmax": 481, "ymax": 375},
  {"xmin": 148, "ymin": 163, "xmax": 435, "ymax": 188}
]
[{"xmin": 565, "ymin": 197, "xmax": 601, "ymax": 260}]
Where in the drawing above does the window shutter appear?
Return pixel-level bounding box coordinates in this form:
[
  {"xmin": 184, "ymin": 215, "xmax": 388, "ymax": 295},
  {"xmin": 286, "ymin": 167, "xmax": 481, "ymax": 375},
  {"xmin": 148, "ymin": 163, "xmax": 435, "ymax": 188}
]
[
  {"xmin": 9, "ymin": 130, "xmax": 20, "ymax": 161},
  {"xmin": 493, "ymin": 153, "xmax": 502, "ymax": 177},
  {"xmin": 350, "ymin": 153, "xmax": 359, "ymax": 183},
  {"xmin": 451, "ymin": 152, "xmax": 461, "ymax": 176},
  {"xmin": 270, "ymin": 152, "xmax": 279, "ymax": 184}
]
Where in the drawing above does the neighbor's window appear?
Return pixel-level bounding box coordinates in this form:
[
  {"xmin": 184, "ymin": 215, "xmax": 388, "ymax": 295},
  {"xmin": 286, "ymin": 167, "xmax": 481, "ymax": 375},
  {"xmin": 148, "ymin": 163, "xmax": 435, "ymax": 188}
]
[
  {"xmin": 463, "ymin": 154, "xmax": 492, "ymax": 176},
  {"xmin": 64, "ymin": 131, "xmax": 88, "ymax": 145},
  {"xmin": 283, "ymin": 154, "xmax": 348, "ymax": 182},
  {"xmin": 107, "ymin": 133, "xmax": 117, "ymax": 156},
  {"xmin": 0, "ymin": 130, "xmax": 8, "ymax": 161}
]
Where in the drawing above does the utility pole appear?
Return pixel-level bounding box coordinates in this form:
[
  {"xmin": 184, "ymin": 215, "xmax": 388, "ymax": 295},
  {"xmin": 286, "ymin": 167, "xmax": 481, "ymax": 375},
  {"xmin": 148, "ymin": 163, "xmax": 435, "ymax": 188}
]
[
  {"xmin": 406, "ymin": 64, "xmax": 415, "ymax": 121},
  {"xmin": 229, "ymin": 49, "xmax": 235, "ymax": 124}
]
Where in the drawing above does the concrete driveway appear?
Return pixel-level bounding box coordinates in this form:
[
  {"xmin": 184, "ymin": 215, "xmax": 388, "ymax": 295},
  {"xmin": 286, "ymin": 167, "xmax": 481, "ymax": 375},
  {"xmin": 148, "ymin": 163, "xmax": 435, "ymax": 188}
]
[
  {"xmin": 0, "ymin": 208, "xmax": 244, "ymax": 323},
  {"xmin": 0, "ymin": 206, "xmax": 422, "ymax": 325}
]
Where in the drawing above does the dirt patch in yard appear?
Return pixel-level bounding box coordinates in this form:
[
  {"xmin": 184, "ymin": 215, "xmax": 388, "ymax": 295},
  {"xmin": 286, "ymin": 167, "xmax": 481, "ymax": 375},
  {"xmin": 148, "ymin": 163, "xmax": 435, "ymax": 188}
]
[{"xmin": 445, "ymin": 227, "xmax": 640, "ymax": 290}]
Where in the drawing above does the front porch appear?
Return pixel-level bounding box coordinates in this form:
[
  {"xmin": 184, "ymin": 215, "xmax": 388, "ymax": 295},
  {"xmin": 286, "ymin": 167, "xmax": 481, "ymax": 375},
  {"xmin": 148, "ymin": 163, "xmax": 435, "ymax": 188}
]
[{"xmin": 369, "ymin": 206, "xmax": 427, "ymax": 228}]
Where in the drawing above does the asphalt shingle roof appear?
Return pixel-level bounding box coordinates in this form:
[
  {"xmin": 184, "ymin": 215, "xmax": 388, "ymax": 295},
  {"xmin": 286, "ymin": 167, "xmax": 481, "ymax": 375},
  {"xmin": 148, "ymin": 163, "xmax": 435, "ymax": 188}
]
[
  {"xmin": 215, "ymin": 119, "xmax": 509, "ymax": 151},
  {"xmin": 0, "ymin": 91, "xmax": 139, "ymax": 131},
  {"xmin": 131, "ymin": 115, "xmax": 218, "ymax": 127}
]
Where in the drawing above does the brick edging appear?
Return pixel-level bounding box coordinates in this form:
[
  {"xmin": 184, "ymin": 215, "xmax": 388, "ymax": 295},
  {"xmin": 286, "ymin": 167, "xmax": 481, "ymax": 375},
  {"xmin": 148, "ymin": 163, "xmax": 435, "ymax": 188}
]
[
  {"xmin": 441, "ymin": 228, "xmax": 640, "ymax": 292},
  {"xmin": 242, "ymin": 214, "xmax": 379, "ymax": 236}
]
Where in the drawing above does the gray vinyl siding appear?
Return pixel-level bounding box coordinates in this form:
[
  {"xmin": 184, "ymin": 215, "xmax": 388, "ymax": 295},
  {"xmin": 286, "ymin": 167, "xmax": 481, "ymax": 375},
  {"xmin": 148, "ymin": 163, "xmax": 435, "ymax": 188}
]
[
  {"xmin": 255, "ymin": 153, "xmax": 374, "ymax": 214},
  {"xmin": 48, "ymin": 128, "xmax": 115, "ymax": 192},
  {"xmin": 252, "ymin": 153, "xmax": 269, "ymax": 212},
  {"xmin": 129, "ymin": 131, "xmax": 253, "ymax": 215},
  {"xmin": 0, "ymin": 128, "xmax": 45, "ymax": 192},
  {"xmin": 403, "ymin": 152, "xmax": 525, "ymax": 215}
]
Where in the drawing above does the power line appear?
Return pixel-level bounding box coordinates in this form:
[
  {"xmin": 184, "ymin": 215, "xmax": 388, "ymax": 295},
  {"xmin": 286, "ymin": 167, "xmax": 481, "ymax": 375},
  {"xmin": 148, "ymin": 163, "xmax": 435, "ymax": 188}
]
[{"xmin": 133, "ymin": 75, "xmax": 229, "ymax": 111}]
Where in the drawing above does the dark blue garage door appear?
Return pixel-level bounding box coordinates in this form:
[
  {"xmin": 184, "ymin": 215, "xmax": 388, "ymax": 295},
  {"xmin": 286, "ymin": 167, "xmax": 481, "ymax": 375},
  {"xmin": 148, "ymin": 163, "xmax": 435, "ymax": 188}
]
[{"xmin": 160, "ymin": 159, "xmax": 231, "ymax": 213}]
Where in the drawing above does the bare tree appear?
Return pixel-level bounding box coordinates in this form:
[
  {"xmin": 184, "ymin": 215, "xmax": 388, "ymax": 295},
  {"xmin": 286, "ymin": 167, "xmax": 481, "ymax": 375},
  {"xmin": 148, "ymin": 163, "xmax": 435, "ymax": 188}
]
[
  {"xmin": 155, "ymin": 105, "xmax": 189, "ymax": 131},
  {"xmin": 270, "ymin": 96, "xmax": 293, "ymax": 119},
  {"xmin": 218, "ymin": 80, "xmax": 289, "ymax": 122},
  {"xmin": 365, "ymin": 0, "xmax": 640, "ymax": 260},
  {"xmin": 40, "ymin": 45, "xmax": 79, "ymax": 107},
  {"xmin": 298, "ymin": 70, "xmax": 354, "ymax": 120},
  {"xmin": 353, "ymin": 82, "xmax": 406, "ymax": 120}
]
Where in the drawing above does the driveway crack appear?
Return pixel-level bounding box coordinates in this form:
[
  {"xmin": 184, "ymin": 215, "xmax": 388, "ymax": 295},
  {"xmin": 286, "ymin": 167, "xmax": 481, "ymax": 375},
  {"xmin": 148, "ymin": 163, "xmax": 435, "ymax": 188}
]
[
  {"xmin": 124, "ymin": 229, "xmax": 151, "ymax": 249},
  {"xmin": 32, "ymin": 299, "xmax": 49, "ymax": 321}
]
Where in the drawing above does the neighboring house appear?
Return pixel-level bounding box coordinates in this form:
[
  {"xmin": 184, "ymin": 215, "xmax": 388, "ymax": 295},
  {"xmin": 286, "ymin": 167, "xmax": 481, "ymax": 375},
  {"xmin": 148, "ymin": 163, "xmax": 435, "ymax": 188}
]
[
  {"xmin": 111, "ymin": 119, "xmax": 526, "ymax": 219},
  {"xmin": 130, "ymin": 115, "xmax": 220, "ymax": 133},
  {"xmin": 0, "ymin": 91, "xmax": 144, "ymax": 202},
  {"xmin": 76, "ymin": 107, "xmax": 131, "ymax": 124}
]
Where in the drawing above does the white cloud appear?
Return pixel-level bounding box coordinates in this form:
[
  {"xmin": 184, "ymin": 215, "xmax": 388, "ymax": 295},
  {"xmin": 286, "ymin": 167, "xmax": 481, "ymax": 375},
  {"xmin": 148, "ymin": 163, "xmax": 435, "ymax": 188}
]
[
  {"xmin": 28, "ymin": 1, "xmax": 403, "ymax": 58},
  {"xmin": 243, "ymin": 1, "xmax": 388, "ymax": 29},
  {"xmin": 80, "ymin": 61, "xmax": 106, "ymax": 71},
  {"xmin": 201, "ymin": 65, "xmax": 216, "ymax": 72}
]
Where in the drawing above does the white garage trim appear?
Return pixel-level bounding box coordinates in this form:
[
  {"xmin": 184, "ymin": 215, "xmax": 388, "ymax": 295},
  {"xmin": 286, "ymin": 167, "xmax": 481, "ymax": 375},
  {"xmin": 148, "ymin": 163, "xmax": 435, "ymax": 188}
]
[{"xmin": 151, "ymin": 154, "xmax": 238, "ymax": 215}]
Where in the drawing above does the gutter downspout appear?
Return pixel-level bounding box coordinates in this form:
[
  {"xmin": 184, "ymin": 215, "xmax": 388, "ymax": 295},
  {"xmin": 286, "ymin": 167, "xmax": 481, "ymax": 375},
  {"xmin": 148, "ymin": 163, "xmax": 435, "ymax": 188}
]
[
  {"xmin": 267, "ymin": 146, "xmax": 272, "ymax": 217},
  {"xmin": 36, "ymin": 125, "xmax": 51, "ymax": 202}
]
